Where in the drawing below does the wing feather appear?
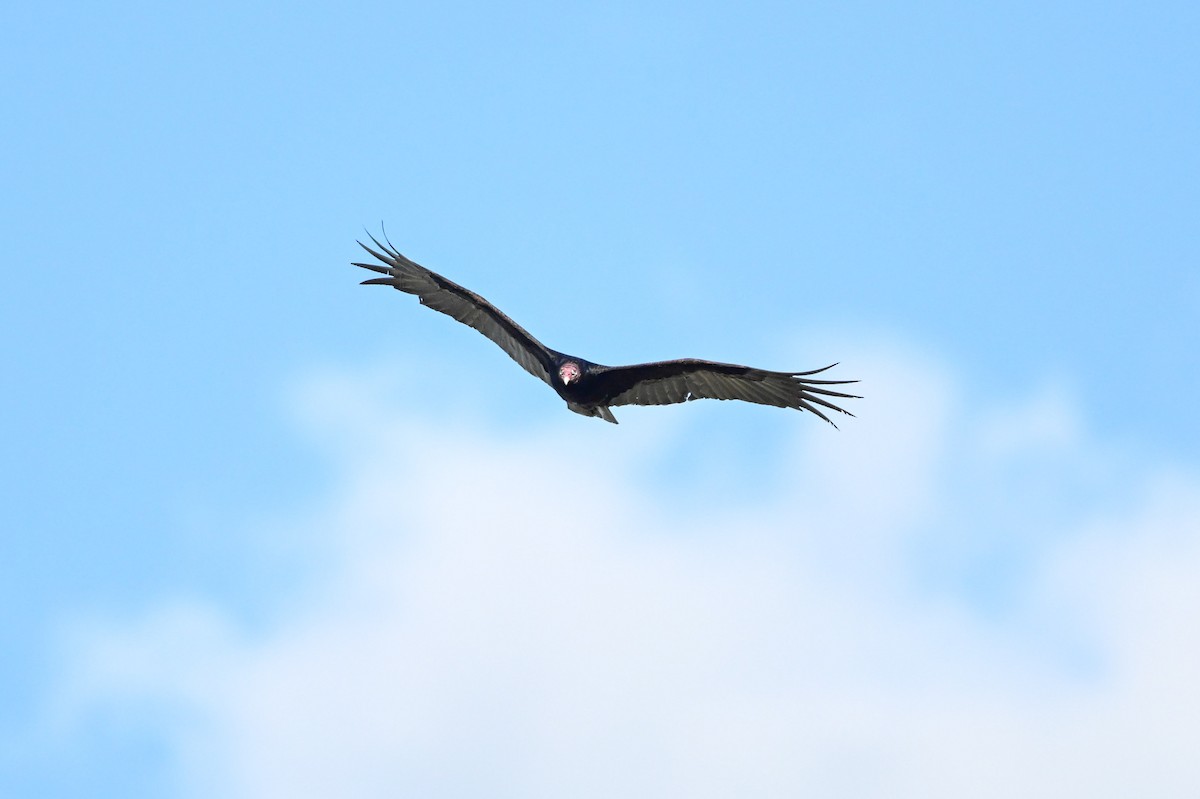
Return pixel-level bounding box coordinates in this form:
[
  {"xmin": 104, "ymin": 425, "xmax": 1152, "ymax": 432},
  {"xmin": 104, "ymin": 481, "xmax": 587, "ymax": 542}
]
[
  {"xmin": 597, "ymin": 359, "xmax": 859, "ymax": 426},
  {"xmin": 353, "ymin": 232, "xmax": 555, "ymax": 386}
]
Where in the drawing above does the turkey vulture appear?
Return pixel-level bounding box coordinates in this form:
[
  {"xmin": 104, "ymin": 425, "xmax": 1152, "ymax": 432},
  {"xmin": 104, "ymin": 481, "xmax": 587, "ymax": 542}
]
[{"xmin": 353, "ymin": 232, "xmax": 859, "ymax": 426}]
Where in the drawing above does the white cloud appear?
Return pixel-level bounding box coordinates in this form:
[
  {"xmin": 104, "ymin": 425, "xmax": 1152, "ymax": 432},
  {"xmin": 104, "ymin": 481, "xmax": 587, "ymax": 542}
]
[{"xmin": 53, "ymin": 343, "xmax": 1200, "ymax": 798}]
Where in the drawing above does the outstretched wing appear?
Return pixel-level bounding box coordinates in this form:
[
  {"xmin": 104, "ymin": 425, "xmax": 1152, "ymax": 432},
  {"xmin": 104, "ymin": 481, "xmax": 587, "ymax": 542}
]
[
  {"xmin": 593, "ymin": 359, "xmax": 859, "ymax": 426},
  {"xmin": 353, "ymin": 232, "xmax": 556, "ymax": 386}
]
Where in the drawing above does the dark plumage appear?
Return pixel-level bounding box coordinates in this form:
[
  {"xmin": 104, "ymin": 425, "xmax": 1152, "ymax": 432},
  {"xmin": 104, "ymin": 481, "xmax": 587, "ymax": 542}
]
[{"xmin": 353, "ymin": 232, "xmax": 860, "ymax": 425}]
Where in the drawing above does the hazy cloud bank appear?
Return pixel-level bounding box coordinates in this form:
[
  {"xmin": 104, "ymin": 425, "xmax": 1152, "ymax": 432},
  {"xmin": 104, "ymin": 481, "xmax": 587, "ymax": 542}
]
[{"xmin": 53, "ymin": 342, "xmax": 1200, "ymax": 798}]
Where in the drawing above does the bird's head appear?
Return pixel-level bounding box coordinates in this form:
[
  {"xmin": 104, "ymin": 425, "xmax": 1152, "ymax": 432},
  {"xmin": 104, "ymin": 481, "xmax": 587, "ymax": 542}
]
[{"xmin": 558, "ymin": 361, "xmax": 582, "ymax": 386}]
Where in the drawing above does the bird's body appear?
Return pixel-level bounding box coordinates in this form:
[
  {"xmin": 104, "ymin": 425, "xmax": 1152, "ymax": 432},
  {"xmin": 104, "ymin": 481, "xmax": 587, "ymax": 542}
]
[{"xmin": 353, "ymin": 232, "xmax": 859, "ymax": 425}]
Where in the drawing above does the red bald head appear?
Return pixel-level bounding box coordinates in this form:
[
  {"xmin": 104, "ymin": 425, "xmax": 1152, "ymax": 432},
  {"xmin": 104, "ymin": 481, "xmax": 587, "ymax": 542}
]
[{"xmin": 559, "ymin": 361, "xmax": 581, "ymax": 386}]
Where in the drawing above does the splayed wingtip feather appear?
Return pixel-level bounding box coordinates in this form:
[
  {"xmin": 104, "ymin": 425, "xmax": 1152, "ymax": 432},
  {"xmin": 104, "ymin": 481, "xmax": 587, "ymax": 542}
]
[{"xmin": 352, "ymin": 258, "xmax": 391, "ymax": 275}]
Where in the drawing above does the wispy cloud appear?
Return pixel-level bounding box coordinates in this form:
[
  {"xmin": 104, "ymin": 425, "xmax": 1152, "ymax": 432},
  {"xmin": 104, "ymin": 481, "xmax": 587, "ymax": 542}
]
[{"xmin": 50, "ymin": 341, "xmax": 1200, "ymax": 798}]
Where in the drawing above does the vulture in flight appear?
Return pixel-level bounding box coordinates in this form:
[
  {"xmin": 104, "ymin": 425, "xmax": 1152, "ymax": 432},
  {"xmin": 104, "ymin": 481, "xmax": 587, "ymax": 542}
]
[{"xmin": 353, "ymin": 232, "xmax": 859, "ymax": 426}]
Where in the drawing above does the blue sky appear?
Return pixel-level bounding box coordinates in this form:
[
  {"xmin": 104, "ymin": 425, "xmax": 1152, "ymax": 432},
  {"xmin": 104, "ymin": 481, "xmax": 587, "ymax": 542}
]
[{"xmin": 3, "ymin": 1, "xmax": 1199, "ymax": 796}]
